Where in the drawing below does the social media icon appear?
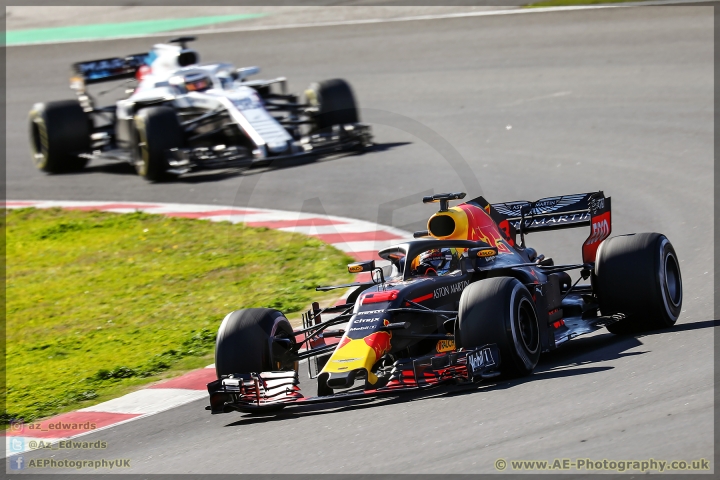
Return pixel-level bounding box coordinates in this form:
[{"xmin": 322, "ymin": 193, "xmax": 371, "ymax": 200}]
[
  {"xmin": 10, "ymin": 456, "xmax": 25, "ymax": 470},
  {"xmin": 9, "ymin": 420, "xmax": 24, "ymax": 433},
  {"xmin": 8, "ymin": 437, "xmax": 25, "ymax": 452}
]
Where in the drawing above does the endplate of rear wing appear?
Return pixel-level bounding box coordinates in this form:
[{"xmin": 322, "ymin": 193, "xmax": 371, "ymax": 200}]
[
  {"xmin": 470, "ymin": 192, "xmax": 611, "ymax": 263},
  {"xmin": 70, "ymin": 53, "xmax": 149, "ymax": 89}
]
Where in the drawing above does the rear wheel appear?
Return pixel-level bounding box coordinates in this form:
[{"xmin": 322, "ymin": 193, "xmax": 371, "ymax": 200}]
[
  {"xmin": 28, "ymin": 100, "xmax": 90, "ymax": 173},
  {"xmin": 133, "ymin": 106, "xmax": 184, "ymax": 182},
  {"xmin": 457, "ymin": 277, "xmax": 540, "ymax": 377},
  {"xmin": 595, "ymin": 233, "xmax": 682, "ymax": 334},
  {"xmin": 215, "ymin": 308, "xmax": 295, "ymax": 378},
  {"xmin": 304, "ymin": 79, "xmax": 359, "ymax": 131}
]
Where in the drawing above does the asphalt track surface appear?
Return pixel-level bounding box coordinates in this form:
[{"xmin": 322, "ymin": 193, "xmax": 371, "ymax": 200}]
[{"xmin": 5, "ymin": 5, "xmax": 715, "ymax": 475}]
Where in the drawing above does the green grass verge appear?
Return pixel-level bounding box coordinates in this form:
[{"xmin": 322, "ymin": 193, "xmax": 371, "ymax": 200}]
[
  {"xmin": 4, "ymin": 208, "xmax": 354, "ymax": 425},
  {"xmin": 525, "ymin": 0, "xmax": 646, "ymax": 7}
]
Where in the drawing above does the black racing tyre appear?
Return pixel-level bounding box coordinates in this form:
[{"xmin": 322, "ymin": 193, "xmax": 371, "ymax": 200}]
[
  {"xmin": 215, "ymin": 308, "xmax": 295, "ymax": 378},
  {"xmin": 457, "ymin": 277, "xmax": 541, "ymax": 377},
  {"xmin": 132, "ymin": 106, "xmax": 184, "ymax": 182},
  {"xmin": 28, "ymin": 100, "xmax": 91, "ymax": 173},
  {"xmin": 595, "ymin": 233, "xmax": 682, "ymax": 334},
  {"xmin": 304, "ymin": 79, "xmax": 359, "ymax": 131}
]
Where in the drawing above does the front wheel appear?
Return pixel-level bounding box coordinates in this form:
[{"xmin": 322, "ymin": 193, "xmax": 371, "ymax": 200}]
[
  {"xmin": 303, "ymin": 78, "xmax": 359, "ymax": 131},
  {"xmin": 132, "ymin": 106, "xmax": 184, "ymax": 183},
  {"xmin": 595, "ymin": 233, "xmax": 682, "ymax": 334},
  {"xmin": 457, "ymin": 277, "xmax": 541, "ymax": 377},
  {"xmin": 215, "ymin": 308, "xmax": 296, "ymax": 378}
]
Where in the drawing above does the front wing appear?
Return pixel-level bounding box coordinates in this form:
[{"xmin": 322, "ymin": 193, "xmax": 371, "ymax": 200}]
[
  {"xmin": 207, "ymin": 345, "xmax": 500, "ymax": 414},
  {"xmin": 165, "ymin": 123, "xmax": 373, "ymax": 175},
  {"xmin": 83, "ymin": 123, "xmax": 372, "ymax": 175}
]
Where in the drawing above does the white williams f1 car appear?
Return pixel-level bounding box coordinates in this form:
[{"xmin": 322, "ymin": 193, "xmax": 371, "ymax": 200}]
[{"xmin": 29, "ymin": 37, "xmax": 373, "ymax": 182}]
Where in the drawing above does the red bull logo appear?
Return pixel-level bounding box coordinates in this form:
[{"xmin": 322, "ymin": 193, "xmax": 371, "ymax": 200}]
[
  {"xmin": 321, "ymin": 326, "xmax": 393, "ymax": 385},
  {"xmin": 458, "ymin": 204, "xmax": 511, "ymax": 254},
  {"xmin": 364, "ymin": 331, "xmax": 392, "ymax": 361}
]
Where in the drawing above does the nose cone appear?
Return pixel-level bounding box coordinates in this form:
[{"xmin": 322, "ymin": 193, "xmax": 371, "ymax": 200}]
[{"xmin": 320, "ymin": 331, "xmax": 392, "ymax": 388}]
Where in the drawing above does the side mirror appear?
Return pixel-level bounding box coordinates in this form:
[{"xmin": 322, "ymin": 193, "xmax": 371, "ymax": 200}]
[
  {"xmin": 236, "ymin": 66, "xmax": 260, "ymax": 81},
  {"xmin": 348, "ymin": 260, "xmax": 375, "ymax": 274}
]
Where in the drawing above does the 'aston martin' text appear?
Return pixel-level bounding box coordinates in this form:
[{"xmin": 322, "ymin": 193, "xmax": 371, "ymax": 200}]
[{"xmin": 434, "ymin": 281, "xmax": 470, "ymax": 299}]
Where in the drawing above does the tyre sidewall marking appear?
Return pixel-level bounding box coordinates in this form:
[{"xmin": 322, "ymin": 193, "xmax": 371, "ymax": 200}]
[
  {"xmin": 133, "ymin": 116, "xmax": 149, "ymax": 176},
  {"xmin": 304, "ymin": 89, "xmax": 318, "ymax": 106},
  {"xmin": 31, "ymin": 115, "xmax": 49, "ymax": 168},
  {"xmin": 594, "ymin": 237, "xmax": 609, "ymax": 275},
  {"xmin": 214, "ymin": 311, "xmax": 236, "ymax": 376}
]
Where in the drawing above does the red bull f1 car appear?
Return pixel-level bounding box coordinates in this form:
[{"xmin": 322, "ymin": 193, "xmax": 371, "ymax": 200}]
[
  {"xmin": 207, "ymin": 191, "xmax": 682, "ymax": 414},
  {"xmin": 28, "ymin": 37, "xmax": 372, "ymax": 182}
]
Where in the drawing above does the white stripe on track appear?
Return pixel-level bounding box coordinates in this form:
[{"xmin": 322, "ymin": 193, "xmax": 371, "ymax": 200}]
[
  {"xmin": 332, "ymin": 239, "xmax": 406, "ymax": 253},
  {"xmin": 279, "ymin": 222, "xmax": 400, "ymax": 236},
  {"xmin": 78, "ymin": 389, "xmax": 207, "ymax": 415}
]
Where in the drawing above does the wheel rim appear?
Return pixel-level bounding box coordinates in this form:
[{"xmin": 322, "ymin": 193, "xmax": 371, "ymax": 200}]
[
  {"xmin": 270, "ymin": 320, "xmax": 296, "ymax": 371},
  {"xmin": 516, "ymin": 297, "xmax": 539, "ymax": 354},
  {"xmin": 663, "ymin": 252, "xmax": 682, "ymax": 307}
]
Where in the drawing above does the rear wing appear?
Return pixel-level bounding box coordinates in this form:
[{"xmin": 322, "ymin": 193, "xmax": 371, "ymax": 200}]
[
  {"xmin": 469, "ymin": 192, "xmax": 611, "ymax": 263},
  {"xmin": 70, "ymin": 53, "xmax": 149, "ymax": 90}
]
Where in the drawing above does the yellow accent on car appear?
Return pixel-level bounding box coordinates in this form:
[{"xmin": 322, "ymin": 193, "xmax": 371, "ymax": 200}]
[
  {"xmin": 436, "ymin": 338, "xmax": 455, "ymax": 353},
  {"xmin": 427, "ymin": 207, "xmax": 469, "ymax": 240},
  {"xmin": 320, "ymin": 335, "xmax": 390, "ymax": 385},
  {"xmin": 304, "ymin": 89, "xmax": 318, "ymax": 106}
]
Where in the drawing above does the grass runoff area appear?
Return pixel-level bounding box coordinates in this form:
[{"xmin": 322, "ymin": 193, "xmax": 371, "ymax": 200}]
[{"xmin": 5, "ymin": 208, "xmax": 354, "ymax": 425}]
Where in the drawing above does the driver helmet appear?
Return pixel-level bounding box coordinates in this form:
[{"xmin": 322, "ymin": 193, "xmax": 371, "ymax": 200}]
[
  {"xmin": 415, "ymin": 248, "xmax": 460, "ymax": 276},
  {"xmin": 169, "ymin": 71, "xmax": 213, "ymax": 93}
]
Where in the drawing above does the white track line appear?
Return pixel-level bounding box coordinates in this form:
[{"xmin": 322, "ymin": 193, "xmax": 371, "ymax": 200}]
[
  {"xmin": 6, "ymin": 0, "xmax": 713, "ymax": 48},
  {"xmin": 78, "ymin": 389, "xmax": 208, "ymax": 415}
]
